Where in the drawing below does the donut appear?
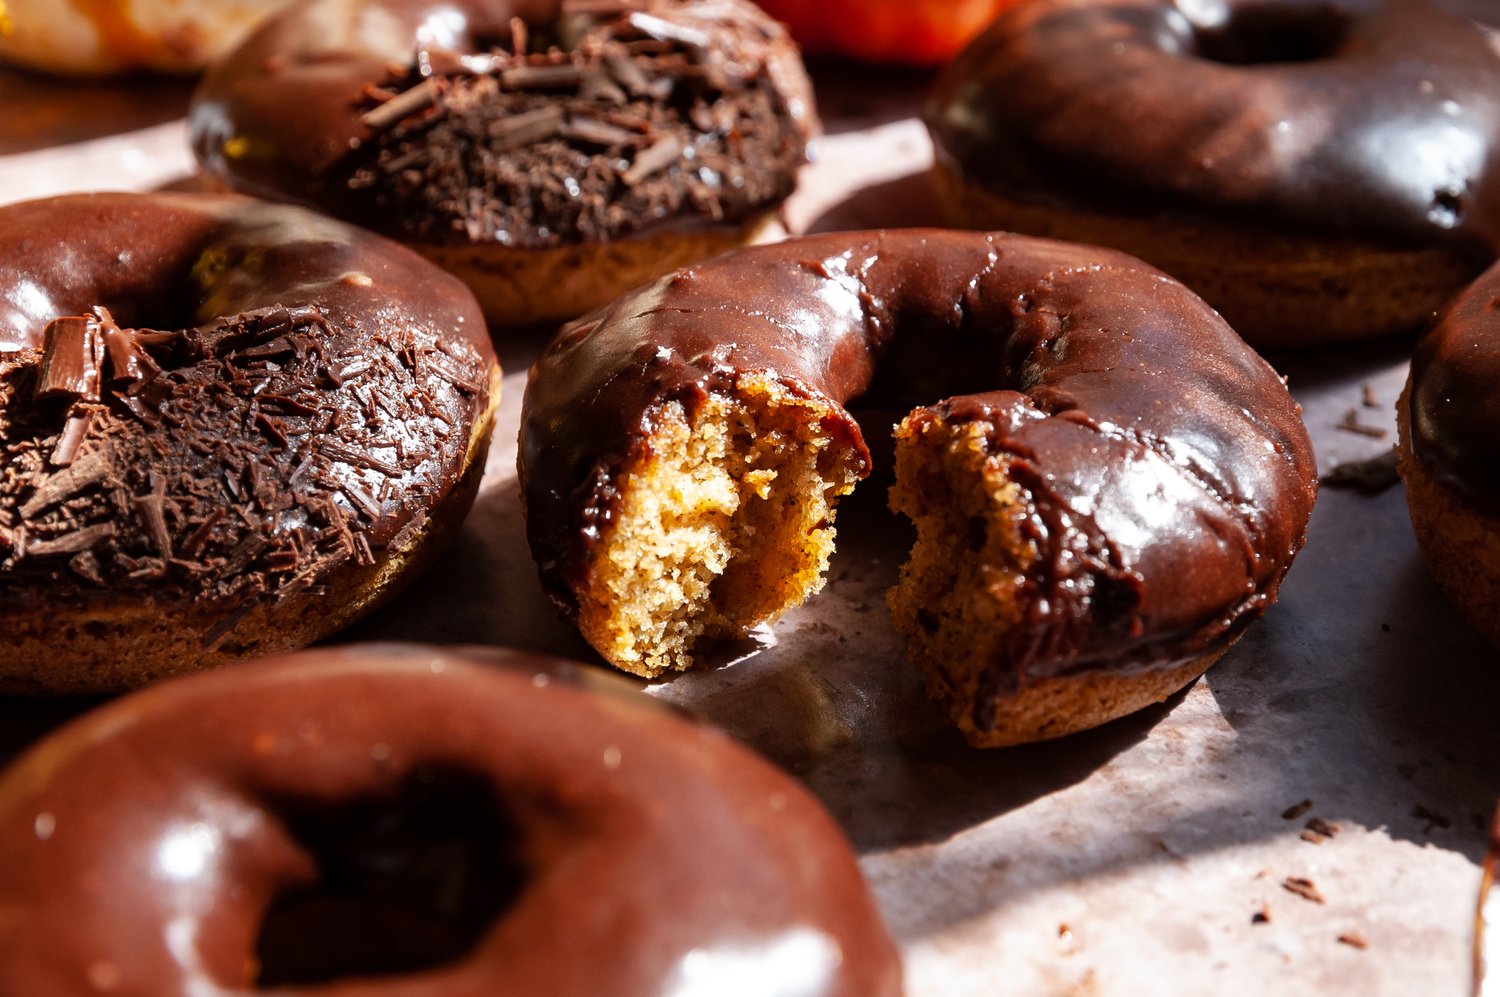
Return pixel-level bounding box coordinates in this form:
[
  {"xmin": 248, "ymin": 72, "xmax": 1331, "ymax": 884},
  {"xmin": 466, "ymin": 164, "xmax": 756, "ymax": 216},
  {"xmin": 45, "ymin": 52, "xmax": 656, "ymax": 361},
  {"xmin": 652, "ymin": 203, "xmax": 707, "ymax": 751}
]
[
  {"xmin": 520, "ymin": 229, "xmax": 1317, "ymax": 747},
  {"xmin": 0, "ymin": 192, "xmax": 500, "ymax": 694},
  {"xmin": 0, "ymin": 0, "xmax": 287, "ymax": 75},
  {"xmin": 752, "ymin": 0, "xmax": 1018, "ymax": 65},
  {"xmin": 1398, "ymin": 261, "xmax": 1500, "ymax": 649},
  {"xmin": 0, "ymin": 642, "xmax": 903, "ymax": 995},
  {"xmin": 189, "ymin": 0, "xmax": 817, "ymax": 329},
  {"xmin": 925, "ymin": 0, "xmax": 1500, "ymax": 348}
]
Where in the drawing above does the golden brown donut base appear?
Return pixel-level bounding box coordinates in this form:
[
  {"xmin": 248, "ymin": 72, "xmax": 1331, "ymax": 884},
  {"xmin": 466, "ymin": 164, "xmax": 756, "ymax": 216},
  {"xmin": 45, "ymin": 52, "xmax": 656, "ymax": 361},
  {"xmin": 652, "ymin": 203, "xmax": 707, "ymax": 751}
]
[
  {"xmin": 0, "ymin": 366, "xmax": 500, "ymax": 695},
  {"xmin": 1397, "ymin": 383, "xmax": 1500, "ymax": 650},
  {"xmin": 887, "ymin": 408, "xmax": 1227, "ymax": 747},
  {"xmin": 937, "ymin": 648, "xmax": 1224, "ymax": 748},
  {"xmin": 573, "ymin": 374, "xmax": 860, "ymax": 678},
  {"xmin": 420, "ymin": 213, "xmax": 785, "ymax": 329},
  {"xmin": 933, "ymin": 161, "xmax": 1483, "ymax": 349}
]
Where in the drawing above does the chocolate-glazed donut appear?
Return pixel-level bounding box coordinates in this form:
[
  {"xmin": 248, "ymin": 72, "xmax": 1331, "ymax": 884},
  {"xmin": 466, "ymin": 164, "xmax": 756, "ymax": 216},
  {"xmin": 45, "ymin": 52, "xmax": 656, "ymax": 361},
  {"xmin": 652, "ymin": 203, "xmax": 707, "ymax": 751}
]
[
  {"xmin": 0, "ymin": 642, "xmax": 902, "ymax": 996},
  {"xmin": 520, "ymin": 229, "xmax": 1317, "ymax": 747},
  {"xmin": 190, "ymin": 0, "xmax": 816, "ymax": 328},
  {"xmin": 926, "ymin": 0, "xmax": 1500, "ymax": 348},
  {"xmin": 0, "ymin": 192, "xmax": 499, "ymax": 694},
  {"xmin": 1399, "ymin": 261, "xmax": 1500, "ymax": 649}
]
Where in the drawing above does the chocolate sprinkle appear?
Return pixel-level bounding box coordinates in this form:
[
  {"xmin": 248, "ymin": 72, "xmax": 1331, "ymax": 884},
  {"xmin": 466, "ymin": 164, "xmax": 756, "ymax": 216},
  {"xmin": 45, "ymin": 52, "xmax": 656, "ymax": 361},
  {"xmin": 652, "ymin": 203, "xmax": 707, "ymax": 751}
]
[
  {"xmin": 0, "ymin": 303, "xmax": 489, "ymax": 620},
  {"xmin": 340, "ymin": 0, "xmax": 809, "ymax": 248}
]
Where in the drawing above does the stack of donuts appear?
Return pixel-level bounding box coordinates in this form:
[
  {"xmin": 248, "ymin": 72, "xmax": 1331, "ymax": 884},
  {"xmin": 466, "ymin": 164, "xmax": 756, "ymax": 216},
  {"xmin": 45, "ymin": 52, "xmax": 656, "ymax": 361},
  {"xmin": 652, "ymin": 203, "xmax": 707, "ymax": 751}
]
[{"xmin": 5, "ymin": 0, "xmax": 1500, "ymax": 989}]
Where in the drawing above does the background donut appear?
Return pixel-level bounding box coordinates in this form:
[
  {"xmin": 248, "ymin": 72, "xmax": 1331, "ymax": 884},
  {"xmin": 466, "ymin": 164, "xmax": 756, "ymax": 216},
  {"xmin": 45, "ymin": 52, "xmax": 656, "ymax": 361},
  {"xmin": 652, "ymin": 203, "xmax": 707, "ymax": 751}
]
[
  {"xmin": 0, "ymin": 192, "xmax": 499, "ymax": 693},
  {"xmin": 926, "ymin": 0, "xmax": 1500, "ymax": 347},
  {"xmin": 0, "ymin": 0, "xmax": 290, "ymax": 76},
  {"xmin": 0, "ymin": 642, "xmax": 903, "ymax": 995},
  {"xmin": 190, "ymin": 0, "xmax": 817, "ymax": 328}
]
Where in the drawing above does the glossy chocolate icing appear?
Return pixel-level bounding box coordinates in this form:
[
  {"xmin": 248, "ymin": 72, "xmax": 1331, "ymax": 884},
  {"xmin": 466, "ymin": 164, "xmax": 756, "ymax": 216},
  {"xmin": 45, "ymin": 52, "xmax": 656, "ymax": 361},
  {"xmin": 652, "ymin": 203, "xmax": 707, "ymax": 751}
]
[
  {"xmin": 0, "ymin": 643, "xmax": 902, "ymax": 995},
  {"xmin": 0, "ymin": 192, "xmax": 494, "ymax": 623},
  {"xmin": 1408, "ymin": 260, "xmax": 1500, "ymax": 512},
  {"xmin": 926, "ymin": 0, "xmax": 1500, "ymax": 252},
  {"xmin": 521, "ymin": 230, "xmax": 1316, "ymax": 682},
  {"xmin": 189, "ymin": 0, "xmax": 815, "ymax": 249}
]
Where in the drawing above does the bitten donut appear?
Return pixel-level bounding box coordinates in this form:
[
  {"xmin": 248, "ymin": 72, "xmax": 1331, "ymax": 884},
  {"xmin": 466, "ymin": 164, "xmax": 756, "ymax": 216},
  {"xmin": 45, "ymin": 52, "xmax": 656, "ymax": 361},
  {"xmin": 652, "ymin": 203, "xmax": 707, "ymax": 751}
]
[
  {"xmin": 0, "ymin": 643, "xmax": 903, "ymax": 996},
  {"xmin": 926, "ymin": 0, "xmax": 1500, "ymax": 348},
  {"xmin": 0, "ymin": 193, "xmax": 499, "ymax": 694},
  {"xmin": 190, "ymin": 0, "xmax": 816, "ymax": 328},
  {"xmin": 0, "ymin": 0, "xmax": 287, "ymax": 75},
  {"xmin": 1399, "ymin": 261, "xmax": 1500, "ymax": 649},
  {"xmin": 520, "ymin": 230, "xmax": 1317, "ymax": 747}
]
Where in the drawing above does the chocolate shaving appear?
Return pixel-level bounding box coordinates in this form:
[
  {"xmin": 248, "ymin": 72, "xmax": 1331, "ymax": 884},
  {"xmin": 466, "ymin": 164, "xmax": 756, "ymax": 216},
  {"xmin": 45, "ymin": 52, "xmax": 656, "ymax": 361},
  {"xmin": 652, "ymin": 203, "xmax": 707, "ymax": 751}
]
[
  {"xmin": 35, "ymin": 317, "xmax": 103, "ymax": 402},
  {"xmin": 180, "ymin": 508, "xmax": 224, "ymax": 558},
  {"xmin": 360, "ymin": 78, "xmax": 441, "ymax": 132},
  {"xmin": 603, "ymin": 48, "xmax": 653, "ymax": 95},
  {"xmin": 622, "ymin": 133, "xmax": 684, "ymax": 185},
  {"xmin": 320, "ymin": 440, "xmax": 402, "ymax": 477},
  {"xmin": 561, "ymin": 115, "xmax": 642, "ymax": 147},
  {"xmin": 626, "ymin": 11, "xmax": 709, "ymax": 50},
  {"xmin": 500, "ymin": 64, "xmax": 585, "ymax": 90},
  {"xmin": 97, "ymin": 308, "xmax": 158, "ymax": 385},
  {"xmin": 50, "ymin": 409, "xmax": 95, "ymax": 467},
  {"xmin": 489, "ymin": 106, "xmax": 565, "ymax": 150},
  {"xmin": 22, "ymin": 450, "xmax": 112, "ymax": 518},
  {"xmin": 133, "ymin": 487, "xmax": 173, "ymax": 560},
  {"xmin": 424, "ymin": 352, "xmax": 486, "ymax": 393},
  {"xmin": 24, "ymin": 522, "xmax": 116, "ymax": 557},
  {"xmin": 68, "ymin": 550, "xmax": 105, "ymax": 586}
]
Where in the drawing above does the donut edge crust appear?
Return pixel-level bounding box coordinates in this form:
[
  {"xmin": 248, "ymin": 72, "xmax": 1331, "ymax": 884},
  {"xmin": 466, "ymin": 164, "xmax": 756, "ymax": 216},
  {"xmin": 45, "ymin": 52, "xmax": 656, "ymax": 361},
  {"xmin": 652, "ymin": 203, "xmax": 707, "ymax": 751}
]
[
  {"xmin": 420, "ymin": 212, "xmax": 784, "ymax": 330},
  {"xmin": 933, "ymin": 160, "xmax": 1484, "ymax": 349},
  {"xmin": 0, "ymin": 365, "xmax": 501, "ymax": 695},
  {"xmin": 1397, "ymin": 382, "xmax": 1500, "ymax": 650}
]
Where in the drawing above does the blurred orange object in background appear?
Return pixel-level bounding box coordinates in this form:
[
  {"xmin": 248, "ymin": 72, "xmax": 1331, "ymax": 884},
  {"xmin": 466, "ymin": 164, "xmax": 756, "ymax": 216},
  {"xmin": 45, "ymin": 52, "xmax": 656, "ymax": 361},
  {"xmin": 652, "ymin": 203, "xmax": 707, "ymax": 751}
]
[{"xmin": 756, "ymin": 0, "xmax": 1019, "ymax": 64}]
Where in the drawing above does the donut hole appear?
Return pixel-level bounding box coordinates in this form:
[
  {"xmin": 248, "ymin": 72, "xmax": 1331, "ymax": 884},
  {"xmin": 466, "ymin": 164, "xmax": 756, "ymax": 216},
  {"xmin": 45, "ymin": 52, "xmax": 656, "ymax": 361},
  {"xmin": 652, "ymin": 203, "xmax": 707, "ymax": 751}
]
[
  {"xmin": 254, "ymin": 765, "xmax": 525, "ymax": 988},
  {"xmin": 1188, "ymin": 7, "xmax": 1350, "ymax": 65}
]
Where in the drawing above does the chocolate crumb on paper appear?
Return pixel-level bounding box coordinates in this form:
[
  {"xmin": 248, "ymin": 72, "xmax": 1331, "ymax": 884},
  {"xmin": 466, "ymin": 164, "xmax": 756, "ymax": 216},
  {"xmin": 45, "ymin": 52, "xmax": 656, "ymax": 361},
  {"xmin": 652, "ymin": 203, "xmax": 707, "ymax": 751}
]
[
  {"xmin": 1282, "ymin": 877, "xmax": 1326, "ymax": 904},
  {"xmin": 1335, "ymin": 407, "xmax": 1388, "ymax": 438},
  {"xmin": 1282, "ymin": 799, "xmax": 1314, "ymax": 821}
]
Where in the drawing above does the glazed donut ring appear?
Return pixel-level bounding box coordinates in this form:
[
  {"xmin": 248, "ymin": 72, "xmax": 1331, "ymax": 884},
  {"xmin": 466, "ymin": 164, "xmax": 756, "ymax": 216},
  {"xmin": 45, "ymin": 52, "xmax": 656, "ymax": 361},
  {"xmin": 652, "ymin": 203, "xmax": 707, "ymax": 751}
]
[
  {"xmin": 190, "ymin": 0, "xmax": 816, "ymax": 328},
  {"xmin": 0, "ymin": 643, "xmax": 903, "ymax": 995},
  {"xmin": 0, "ymin": 0, "xmax": 287, "ymax": 75},
  {"xmin": 1399, "ymin": 260, "xmax": 1500, "ymax": 649},
  {"xmin": 520, "ymin": 229, "xmax": 1317, "ymax": 746},
  {"xmin": 926, "ymin": 0, "xmax": 1500, "ymax": 347},
  {"xmin": 0, "ymin": 193, "xmax": 499, "ymax": 694}
]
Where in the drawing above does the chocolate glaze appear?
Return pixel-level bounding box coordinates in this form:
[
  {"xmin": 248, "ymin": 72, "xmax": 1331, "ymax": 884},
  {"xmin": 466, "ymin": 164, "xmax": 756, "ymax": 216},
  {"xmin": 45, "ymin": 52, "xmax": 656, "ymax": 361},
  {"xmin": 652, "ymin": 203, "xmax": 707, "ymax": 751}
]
[
  {"xmin": 926, "ymin": 0, "xmax": 1500, "ymax": 253},
  {"xmin": 520, "ymin": 230, "xmax": 1317, "ymax": 684},
  {"xmin": 190, "ymin": 0, "xmax": 815, "ymax": 249},
  {"xmin": 0, "ymin": 193, "xmax": 493, "ymax": 628},
  {"xmin": 1408, "ymin": 260, "xmax": 1500, "ymax": 513},
  {"xmin": 0, "ymin": 643, "xmax": 902, "ymax": 995}
]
